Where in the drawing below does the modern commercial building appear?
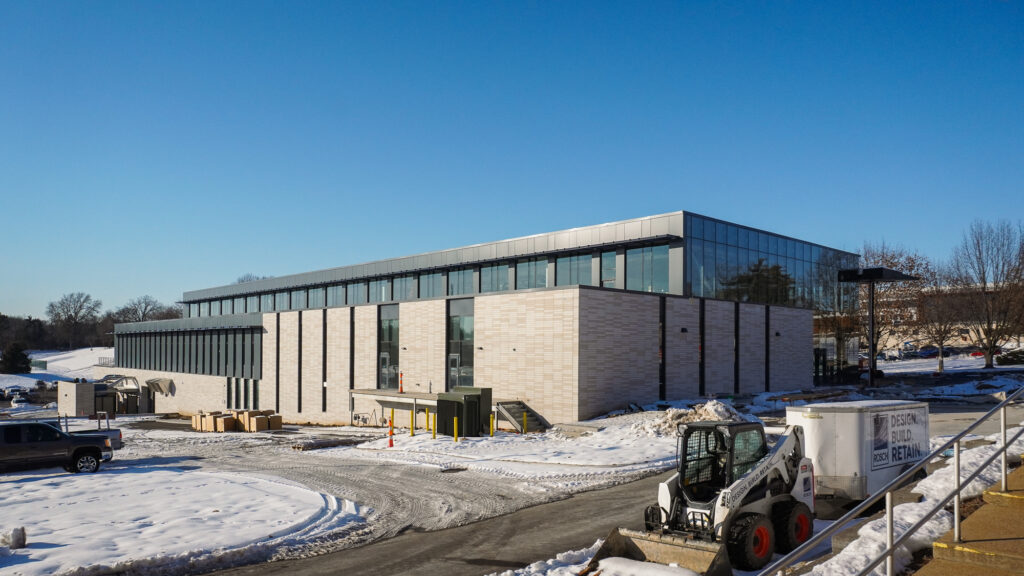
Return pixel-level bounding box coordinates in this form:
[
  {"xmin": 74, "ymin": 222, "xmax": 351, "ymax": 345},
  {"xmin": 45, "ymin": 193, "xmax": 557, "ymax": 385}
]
[{"xmin": 106, "ymin": 212, "xmax": 858, "ymax": 425}]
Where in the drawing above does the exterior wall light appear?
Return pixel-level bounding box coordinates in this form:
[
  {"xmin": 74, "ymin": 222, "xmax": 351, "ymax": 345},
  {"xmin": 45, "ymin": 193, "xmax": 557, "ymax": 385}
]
[
  {"xmin": 680, "ymin": 328, "xmax": 688, "ymax": 333},
  {"xmin": 775, "ymin": 331, "xmax": 781, "ymax": 337}
]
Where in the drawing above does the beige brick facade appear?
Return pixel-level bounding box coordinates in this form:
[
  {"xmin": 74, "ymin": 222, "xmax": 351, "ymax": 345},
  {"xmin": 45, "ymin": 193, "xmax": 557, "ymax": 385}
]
[
  {"xmin": 397, "ymin": 299, "xmax": 446, "ymax": 394},
  {"xmin": 110, "ymin": 287, "xmax": 812, "ymax": 427},
  {"xmin": 476, "ymin": 290, "xmax": 580, "ymax": 423},
  {"xmin": 578, "ymin": 289, "xmax": 660, "ymax": 420}
]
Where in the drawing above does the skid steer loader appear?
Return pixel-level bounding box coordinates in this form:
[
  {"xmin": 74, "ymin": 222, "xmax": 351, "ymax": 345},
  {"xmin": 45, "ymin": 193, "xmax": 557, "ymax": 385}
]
[{"xmin": 582, "ymin": 421, "xmax": 815, "ymax": 575}]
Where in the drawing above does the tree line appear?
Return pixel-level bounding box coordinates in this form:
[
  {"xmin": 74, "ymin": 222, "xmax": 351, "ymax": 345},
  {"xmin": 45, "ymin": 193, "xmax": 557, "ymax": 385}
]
[
  {"xmin": 857, "ymin": 219, "xmax": 1024, "ymax": 371},
  {"xmin": 0, "ymin": 294, "xmax": 181, "ymax": 353}
]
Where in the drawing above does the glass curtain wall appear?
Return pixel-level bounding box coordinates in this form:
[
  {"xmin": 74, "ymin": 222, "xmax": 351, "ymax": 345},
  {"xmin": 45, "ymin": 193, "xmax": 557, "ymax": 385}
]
[
  {"xmin": 625, "ymin": 246, "xmax": 669, "ymax": 293},
  {"xmin": 327, "ymin": 285, "xmax": 345, "ymax": 307},
  {"xmin": 448, "ymin": 269, "xmax": 475, "ymax": 296},
  {"xmin": 516, "ymin": 258, "xmax": 547, "ymax": 289},
  {"xmin": 447, "ymin": 299, "xmax": 474, "ymax": 389},
  {"xmin": 393, "ymin": 276, "xmax": 417, "ymax": 301},
  {"xmin": 420, "ymin": 273, "xmax": 443, "ymax": 298},
  {"xmin": 377, "ymin": 305, "xmax": 399, "ymax": 389},
  {"xmin": 601, "ymin": 251, "xmax": 616, "ymax": 287},
  {"xmin": 556, "ymin": 254, "xmax": 592, "ymax": 286},
  {"xmin": 480, "ymin": 264, "xmax": 509, "ymax": 293}
]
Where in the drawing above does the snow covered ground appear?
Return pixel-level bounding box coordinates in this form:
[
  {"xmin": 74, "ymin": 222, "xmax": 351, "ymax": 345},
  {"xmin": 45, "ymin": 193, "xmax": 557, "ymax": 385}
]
[
  {"xmin": 0, "ymin": 467, "xmax": 365, "ymax": 576},
  {"xmin": 877, "ymin": 353, "xmax": 1019, "ymax": 375},
  {"xmin": 2, "ymin": 348, "xmax": 1023, "ymax": 575}
]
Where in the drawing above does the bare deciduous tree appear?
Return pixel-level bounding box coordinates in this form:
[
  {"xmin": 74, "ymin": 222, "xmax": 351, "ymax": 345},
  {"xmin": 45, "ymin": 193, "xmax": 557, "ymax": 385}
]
[
  {"xmin": 915, "ymin": 262, "xmax": 960, "ymax": 373},
  {"xmin": 235, "ymin": 273, "xmax": 273, "ymax": 284},
  {"xmin": 859, "ymin": 242, "xmax": 930, "ymax": 359},
  {"xmin": 949, "ymin": 220, "xmax": 1024, "ymax": 368},
  {"xmin": 46, "ymin": 292, "xmax": 102, "ymax": 349}
]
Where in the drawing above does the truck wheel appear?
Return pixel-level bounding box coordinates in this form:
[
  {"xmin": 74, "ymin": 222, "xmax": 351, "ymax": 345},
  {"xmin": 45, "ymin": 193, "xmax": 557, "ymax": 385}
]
[
  {"xmin": 773, "ymin": 501, "xmax": 813, "ymax": 553},
  {"xmin": 73, "ymin": 452, "xmax": 100, "ymax": 473},
  {"xmin": 727, "ymin": 513, "xmax": 775, "ymax": 570}
]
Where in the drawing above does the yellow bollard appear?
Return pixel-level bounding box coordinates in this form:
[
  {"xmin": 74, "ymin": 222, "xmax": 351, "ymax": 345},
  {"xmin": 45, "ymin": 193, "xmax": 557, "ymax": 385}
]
[
  {"xmin": 410, "ymin": 409, "xmax": 414, "ymax": 436},
  {"xmin": 522, "ymin": 411, "xmax": 527, "ymax": 434},
  {"xmin": 454, "ymin": 416, "xmax": 459, "ymax": 443},
  {"xmin": 390, "ymin": 408, "xmax": 394, "ymax": 428},
  {"xmin": 490, "ymin": 413, "xmax": 494, "ymax": 437},
  {"xmin": 426, "ymin": 407, "xmax": 431, "ymax": 431},
  {"xmin": 432, "ymin": 413, "xmax": 436, "ymax": 439}
]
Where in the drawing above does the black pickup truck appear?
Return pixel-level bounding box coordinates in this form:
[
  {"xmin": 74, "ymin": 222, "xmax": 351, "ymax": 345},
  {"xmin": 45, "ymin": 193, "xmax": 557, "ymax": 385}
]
[{"xmin": 0, "ymin": 421, "xmax": 113, "ymax": 473}]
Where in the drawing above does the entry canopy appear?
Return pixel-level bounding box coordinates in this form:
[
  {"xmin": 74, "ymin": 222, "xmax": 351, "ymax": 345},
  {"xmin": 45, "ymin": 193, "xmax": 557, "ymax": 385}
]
[
  {"xmin": 838, "ymin": 267, "xmax": 919, "ymax": 283},
  {"xmin": 146, "ymin": 378, "xmax": 173, "ymax": 395}
]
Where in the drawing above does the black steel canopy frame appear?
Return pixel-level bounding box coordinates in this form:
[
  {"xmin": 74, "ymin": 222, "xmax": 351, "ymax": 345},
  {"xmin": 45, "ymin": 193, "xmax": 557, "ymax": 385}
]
[{"xmin": 838, "ymin": 267, "xmax": 919, "ymax": 388}]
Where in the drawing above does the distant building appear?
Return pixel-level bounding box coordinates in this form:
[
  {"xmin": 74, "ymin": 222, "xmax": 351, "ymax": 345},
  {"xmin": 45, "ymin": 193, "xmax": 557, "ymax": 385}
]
[{"xmin": 108, "ymin": 212, "xmax": 858, "ymax": 424}]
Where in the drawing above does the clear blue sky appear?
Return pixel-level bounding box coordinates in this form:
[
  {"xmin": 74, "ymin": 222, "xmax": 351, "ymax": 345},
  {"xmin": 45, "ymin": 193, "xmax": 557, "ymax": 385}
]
[{"xmin": 2, "ymin": 1, "xmax": 1021, "ymax": 318}]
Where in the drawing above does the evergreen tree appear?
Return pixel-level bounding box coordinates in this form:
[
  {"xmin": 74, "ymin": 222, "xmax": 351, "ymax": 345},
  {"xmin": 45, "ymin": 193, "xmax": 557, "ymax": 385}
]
[{"xmin": 0, "ymin": 342, "xmax": 32, "ymax": 374}]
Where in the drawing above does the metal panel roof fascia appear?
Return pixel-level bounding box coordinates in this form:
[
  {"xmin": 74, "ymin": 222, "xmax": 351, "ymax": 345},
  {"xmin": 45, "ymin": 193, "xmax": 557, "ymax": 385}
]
[
  {"xmin": 115, "ymin": 313, "xmax": 265, "ymax": 334},
  {"xmin": 181, "ymin": 211, "xmax": 687, "ymax": 302}
]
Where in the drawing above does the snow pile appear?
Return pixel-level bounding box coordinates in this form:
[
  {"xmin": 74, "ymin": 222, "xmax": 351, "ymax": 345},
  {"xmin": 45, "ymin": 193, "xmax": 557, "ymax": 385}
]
[
  {"xmin": 914, "ymin": 425, "xmax": 1024, "ymax": 502},
  {"xmin": 0, "ymin": 467, "xmax": 366, "ymax": 576},
  {"xmin": 595, "ymin": 558, "xmax": 699, "ymax": 576},
  {"xmin": 915, "ymin": 376, "xmax": 1023, "ymax": 400},
  {"xmin": 810, "ymin": 502, "xmax": 952, "ymax": 576},
  {"xmin": 630, "ymin": 401, "xmax": 749, "ymax": 437},
  {"xmin": 493, "ymin": 541, "xmax": 600, "ymax": 575}
]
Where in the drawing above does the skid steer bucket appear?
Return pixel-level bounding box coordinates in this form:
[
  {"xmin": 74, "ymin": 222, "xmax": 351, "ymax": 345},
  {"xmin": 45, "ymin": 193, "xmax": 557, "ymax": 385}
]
[{"xmin": 579, "ymin": 528, "xmax": 732, "ymax": 576}]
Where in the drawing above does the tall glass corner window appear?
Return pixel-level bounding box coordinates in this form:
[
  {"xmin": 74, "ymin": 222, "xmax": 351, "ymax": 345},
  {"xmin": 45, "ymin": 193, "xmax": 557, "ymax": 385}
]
[{"xmin": 378, "ymin": 305, "xmax": 399, "ymax": 390}]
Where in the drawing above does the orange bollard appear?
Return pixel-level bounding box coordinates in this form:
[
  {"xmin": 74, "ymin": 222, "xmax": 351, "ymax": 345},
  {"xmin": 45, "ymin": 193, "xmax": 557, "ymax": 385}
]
[{"xmin": 399, "ymin": 371, "xmax": 404, "ymax": 394}]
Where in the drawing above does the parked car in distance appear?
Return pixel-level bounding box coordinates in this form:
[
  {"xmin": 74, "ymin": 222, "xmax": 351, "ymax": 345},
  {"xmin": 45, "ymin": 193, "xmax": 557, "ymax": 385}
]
[
  {"xmin": 10, "ymin": 395, "xmax": 29, "ymax": 407},
  {"xmin": 0, "ymin": 422, "xmax": 113, "ymax": 474},
  {"xmin": 970, "ymin": 348, "xmax": 1002, "ymax": 357}
]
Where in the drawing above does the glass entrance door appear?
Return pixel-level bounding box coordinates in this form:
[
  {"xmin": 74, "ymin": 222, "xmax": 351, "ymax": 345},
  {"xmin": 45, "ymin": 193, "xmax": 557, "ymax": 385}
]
[
  {"xmin": 379, "ymin": 352, "xmax": 392, "ymax": 389},
  {"xmin": 448, "ymin": 353, "xmax": 461, "ymax": 389}
]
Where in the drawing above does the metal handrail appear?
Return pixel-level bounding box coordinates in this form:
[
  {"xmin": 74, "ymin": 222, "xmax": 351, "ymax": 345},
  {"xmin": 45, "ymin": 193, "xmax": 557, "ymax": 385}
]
[{"xmin": 760, "ymin": 387, "xmax": 1024, "ymax": 576}]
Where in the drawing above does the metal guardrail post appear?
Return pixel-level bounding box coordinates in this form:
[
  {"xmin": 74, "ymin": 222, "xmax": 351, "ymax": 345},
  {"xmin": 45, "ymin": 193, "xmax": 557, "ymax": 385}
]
[
  {"xmin": 953, "ymin": 440, "xmax": 961, "ymax": 543},
  {"xmin": 885, "ymin": 491, "xmax": 894, "ymax": 576},
  {"xmin": 1001, "ymin": 404, "xmax": 1008, "ymax": 492}
]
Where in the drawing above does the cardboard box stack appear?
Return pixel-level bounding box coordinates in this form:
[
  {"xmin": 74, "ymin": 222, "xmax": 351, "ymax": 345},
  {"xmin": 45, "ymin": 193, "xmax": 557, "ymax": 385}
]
[{"xmin": 190, "ymin": 409, "xmax": 284, "ymax": 432}]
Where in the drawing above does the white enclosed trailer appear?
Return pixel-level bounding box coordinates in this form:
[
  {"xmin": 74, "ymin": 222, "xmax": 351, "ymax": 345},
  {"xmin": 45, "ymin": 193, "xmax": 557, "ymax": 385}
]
[{"xmin": 786, "ymin": 400, "xmax": 929, "ymax": 500}]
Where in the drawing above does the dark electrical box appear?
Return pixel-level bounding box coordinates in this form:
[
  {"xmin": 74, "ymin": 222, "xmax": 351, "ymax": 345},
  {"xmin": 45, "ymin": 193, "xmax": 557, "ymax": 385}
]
[{"xmin": 435, "ymin": 387, "xmax": 491, "ymax": 437}]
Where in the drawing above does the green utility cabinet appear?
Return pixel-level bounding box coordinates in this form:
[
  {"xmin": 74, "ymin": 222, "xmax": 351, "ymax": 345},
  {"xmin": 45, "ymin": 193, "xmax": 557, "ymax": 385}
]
[{"xmin": 436, "ymin": 387, "xmax": 491, "ymax": 437}]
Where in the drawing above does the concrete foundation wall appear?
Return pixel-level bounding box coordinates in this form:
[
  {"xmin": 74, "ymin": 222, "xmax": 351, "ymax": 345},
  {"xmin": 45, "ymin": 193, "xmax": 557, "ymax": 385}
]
[
  {"xmin": 578, "ymin": 289, "xmax": 660, "ymax": 420},
  {"xmin": 476, "ymin": 289, "xmax": 580, "ymax": 424}
]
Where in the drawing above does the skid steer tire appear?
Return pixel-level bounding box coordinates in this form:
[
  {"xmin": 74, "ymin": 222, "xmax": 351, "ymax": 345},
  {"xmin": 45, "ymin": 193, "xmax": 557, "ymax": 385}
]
[
  {"xmin": 727, "ymin": 513, "xmax": 775, "ymax": 571},
  {"xmin": 773, "ymin": 501, "xmax": 813, "ymax": 553}
]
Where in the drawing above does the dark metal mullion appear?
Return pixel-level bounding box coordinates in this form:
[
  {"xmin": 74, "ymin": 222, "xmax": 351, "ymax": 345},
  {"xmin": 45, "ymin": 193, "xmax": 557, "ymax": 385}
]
[
  {"xmin": 734, "ymin": 302, "xmax": 740, "ymax": 395},
  {"xmin": 698, "ymin": 299, "xmax": 706, "ymax": 396},
  {"xmin": 764, "ymin": 305, "xmax": 771, "ymax": 392},
  {"xmin": 322, "ymin": 308, "xmax": 327, "ymax": 412}
]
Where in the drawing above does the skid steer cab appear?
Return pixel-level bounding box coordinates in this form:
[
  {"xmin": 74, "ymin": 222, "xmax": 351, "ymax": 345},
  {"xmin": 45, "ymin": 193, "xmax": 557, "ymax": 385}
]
[{"xmin": 583, "ymin": 421, "xmax": 815, "ymax": 575}]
